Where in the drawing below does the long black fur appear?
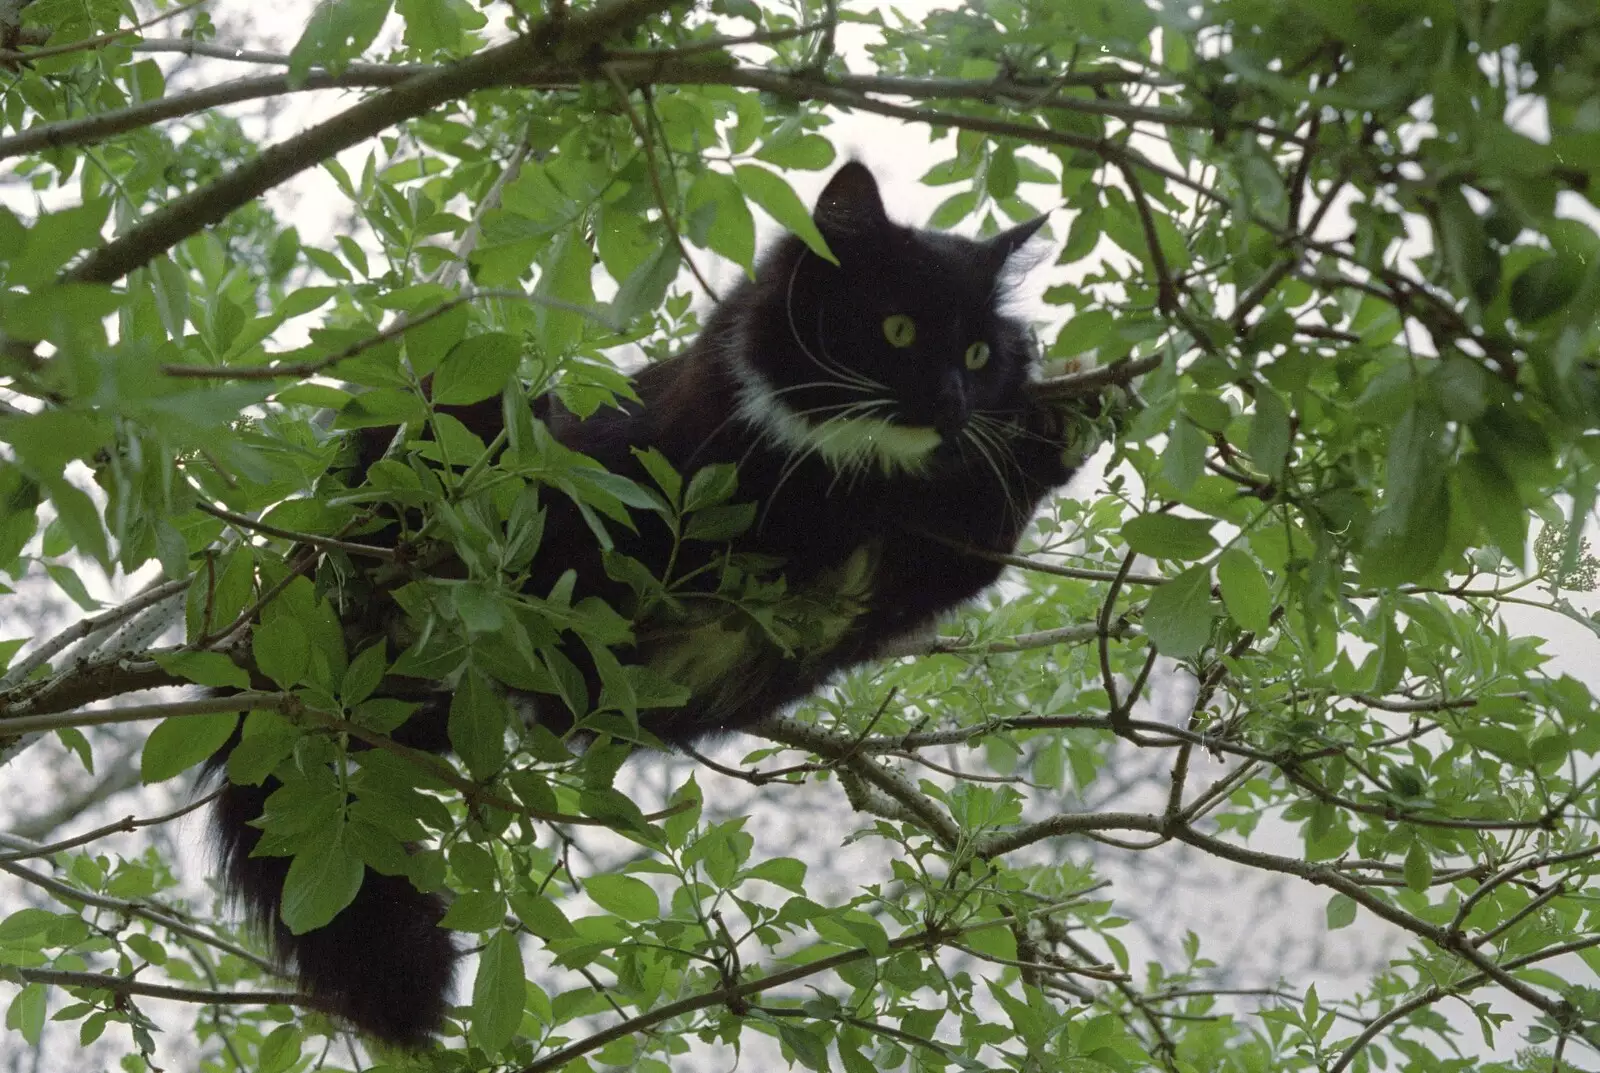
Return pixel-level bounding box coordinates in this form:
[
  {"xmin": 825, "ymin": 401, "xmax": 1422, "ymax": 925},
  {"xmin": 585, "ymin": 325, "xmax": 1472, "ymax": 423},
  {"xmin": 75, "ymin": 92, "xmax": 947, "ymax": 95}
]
[
  {"xmin": 205, "ymin": 741, "xmax": 457, "ymax": 1048},
  {"xmin": 206, "ymin": 162, "xmax": 1084, "ymax": 1046}
]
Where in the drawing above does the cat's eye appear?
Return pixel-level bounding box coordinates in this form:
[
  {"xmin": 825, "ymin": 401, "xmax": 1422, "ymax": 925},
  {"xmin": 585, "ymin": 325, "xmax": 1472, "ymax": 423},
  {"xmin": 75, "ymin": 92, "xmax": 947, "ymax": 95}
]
[
  {"xmin": 965, "ymin": 341, "xmax": 991, "ymax": 370},
  {"xmin": 882, "ymin": 314, "xmax": 917, "ymax": 348}
]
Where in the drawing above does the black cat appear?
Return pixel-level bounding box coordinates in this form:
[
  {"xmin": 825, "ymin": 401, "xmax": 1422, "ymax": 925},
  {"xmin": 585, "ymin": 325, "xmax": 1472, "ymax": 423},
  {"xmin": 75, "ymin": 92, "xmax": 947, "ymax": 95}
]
[{"xmin": 206, "ymin": 162, "xmax": 1087, "ymax": 1047}]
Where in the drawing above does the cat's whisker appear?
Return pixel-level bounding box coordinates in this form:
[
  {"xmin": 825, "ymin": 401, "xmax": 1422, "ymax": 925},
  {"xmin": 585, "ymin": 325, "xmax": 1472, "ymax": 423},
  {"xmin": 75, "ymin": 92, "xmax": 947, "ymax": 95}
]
[
  {"xmin": 768, "ymin": 378, "xmax": 880, "ymax": 400},
  {"xmin": 760, "ymin": 400, "xmax": 892, "ymax": 525},
  {"xmin": 814, "ymin": 306, "xmax": 889, "ymax": 393},
  {"xmin": 965, "ymin": 420, "xmax": 1032, "ymax": 534},
  {"xmin": 783, "ymin": 258, "xmax": 884, "ymax": 393},
  {"xmin": 731, "ymin": 397, "xmax": 883, "ymax": 480}
]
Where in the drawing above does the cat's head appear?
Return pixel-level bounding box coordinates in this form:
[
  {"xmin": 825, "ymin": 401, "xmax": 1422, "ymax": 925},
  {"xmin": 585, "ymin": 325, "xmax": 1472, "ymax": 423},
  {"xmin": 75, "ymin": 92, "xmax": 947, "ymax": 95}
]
[{"xmin": 725, "ymin": 161, "xmax": 1048, "ymax": 477}]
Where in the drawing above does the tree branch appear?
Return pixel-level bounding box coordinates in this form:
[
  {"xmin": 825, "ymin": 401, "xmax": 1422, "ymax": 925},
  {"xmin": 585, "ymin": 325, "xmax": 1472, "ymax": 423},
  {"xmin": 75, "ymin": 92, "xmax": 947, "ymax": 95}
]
[
  {"xmin": 3, "ymin": 967, "xmax": 304, "ymax": 1008},
  {"xmin": 0, "ymin": 0, "xmax": 207, "ymax": 64},
  {"xmin": 64, "ymin": 0, "xmax": 687, "ymax": 287},
  {"xmin": 1, "ymin": 577, "xmax": 191, "ymax": 689},
  {"xmin": 0, "ymin": 690, "xmax": 294, "ymax": 738},
  {"xmin": 0, "ymin": 859, "xmax": 278, "ymax": 975},
  {"xmin": 516, "ymin": 919, "xmax": 1001, "ymax": 1073},
  {"xmin": 0, "ymin": 69, "xmax": 418, "ymax": 161},
  {"xmin": 194, "ymin": 501, "xmax": 397, "ymax": 561},
  {"xmin": 0, "ymin": 787, "xmax": 222, "ymax": 863}
]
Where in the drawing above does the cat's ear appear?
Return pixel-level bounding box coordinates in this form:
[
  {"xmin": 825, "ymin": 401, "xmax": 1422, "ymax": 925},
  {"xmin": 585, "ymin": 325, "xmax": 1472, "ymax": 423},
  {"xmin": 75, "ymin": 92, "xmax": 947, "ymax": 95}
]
[
  {"xmin": 812, "ymin": 162, "xmax": 891, "ymax": 249},
  {"xmin": 984, "ymin": 215, "xmax": 1050, "ymax": 274}
]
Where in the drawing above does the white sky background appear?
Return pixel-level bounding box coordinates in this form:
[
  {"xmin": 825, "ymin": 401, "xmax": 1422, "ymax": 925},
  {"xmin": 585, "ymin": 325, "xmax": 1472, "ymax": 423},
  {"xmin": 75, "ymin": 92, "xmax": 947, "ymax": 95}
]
[{"xmin": 2, "ymin": 0, "xmax": 1600, "ymax": 1069}]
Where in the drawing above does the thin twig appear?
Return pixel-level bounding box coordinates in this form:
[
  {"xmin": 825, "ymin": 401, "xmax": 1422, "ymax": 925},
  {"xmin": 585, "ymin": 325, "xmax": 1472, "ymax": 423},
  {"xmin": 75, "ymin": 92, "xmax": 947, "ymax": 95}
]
[
  {"xmin": 63, "ymin": 0, "xmax": 684, "ymax": 288},
  {"xmin": 195, "ymin": 501, "xmax": 397, "ymax": 561},
  {"xmin": 0, "ymin": 787, "xmax": 223, "ymax": 863},
  {"xmin": 4, "ymin": 967, "xmax": 305, "ymax": 1008},
  {"xmin": 1, "ymin": 690, "xmax": 294, "ymax": 737},
  {"xmin": 161, "ymin": 288, "xmax": 614, "ymax": 380},
  {"xmin": 0, "ymin": 0, "xmax": 207, "ymax": 63},
  {"xmin": 603, "ymin": 65, "xmax": 717, "ymax": 301},
  {"xmin": 0, "ymin": 860, "xmax": 278, "ymax": 974}
]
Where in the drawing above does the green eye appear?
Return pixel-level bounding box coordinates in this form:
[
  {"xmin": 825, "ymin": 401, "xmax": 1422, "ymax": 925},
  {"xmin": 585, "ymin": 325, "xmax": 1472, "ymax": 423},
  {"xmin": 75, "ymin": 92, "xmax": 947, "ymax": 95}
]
[
  {"xmin": 965, "ymin": 341, "xmax": 991, "ymax": 370},
  {"xmin": 882, "ymin": 314, "xmax": 917, "ymax": 348}
]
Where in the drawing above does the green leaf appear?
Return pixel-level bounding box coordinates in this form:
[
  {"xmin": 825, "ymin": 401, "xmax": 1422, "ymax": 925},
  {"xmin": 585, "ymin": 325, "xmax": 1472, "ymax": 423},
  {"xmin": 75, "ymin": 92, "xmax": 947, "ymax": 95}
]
[
  {"xmin": 1369, "ymin": 610, "xmax": 1406, "ymax": 696},
  {"xmin": 741, "ymin": 857, "xmax": 808, "ymax": 894},
  {"xmin": 987, "ymin": 145, "xmax": 1020, "ymax": 199},
  {"xmin": 398, "ymin": 297, "xmax": 470, "ymax": 377},
  {"xmin": 0, "ymin": 637, "xmax": 25, "ymax": 676},
  {"xmin": 334, "ymin": 388, "xmax": 430, "ymax": 429},
  {"xmin": 1454, "ymin": 723, "xmax": 1532, "ymax": 765},
  {"xmin": 727, "ymin": 92, "xmax": 764, "ymax": 153},
  {"xmin": 397, "ymin": 0, "xmax": 463, "ymax": 52},
  {"xmin": 42, "ymin": 478, "xmax": 109, "ymax": 571},
  {"xmin": 153, "ymin": 651, "xmax": 250, "ymax": 690},
  {"xmin": 432, "ymin": 333, "xmax": 521, "ymax": 405},
  {"xmin": 584, "ymin": 873, "xmax": 659, "ymax": 921},
  {"xmin": 684, "ymin": 463, "xmax": 739, "ymax": 512},
  {"xmin": 0, "ymin": 908, "xmax": 59, "ymax": 943},
  {"xmin": 1216, "ymin": 548, "xmax": 1273, "ymax": 634},
  {"xmin": 7, "ymin": 984, "xmax": 45, "ymax": 1046},
  {"xmin": 687, "ymin": 170, "xmax": 756, "ymax": 270},
  {"xmin": 341, "ymin": 641, "xmax": 388, "ymax": 706},
  {"xmin": 1437, "ymin": 187, "xmax": 1499, "ymax": 306},
  {"xmin": 733, "ymin": 165, "xmax": 834, "ymax": 264},
  {"xmin": 632, "ymin": 447, "xmax": 682, "ymax": 508},
  {"xmin": 439, "ymin": 890, "xmax": 506, "ymax": 932},
  {"xmin": 930, "ymin": 188, "xmax": 979, "ymax": 229},
  {"xmin": 1509, "ymin": 255, "xmax": 1582, "ymax": 323},
  {"xmin": 7, "ymin": 201, "xmax": 112, "ymax": 289},
  {"xmin": 1362, "ymin": 404, "xmax": 1451, "ymax": 587},
  {"xmin": 1431, "ymin": 357, "xmax": 1489, "ymax": 422},
  {"xmin": 1237, "ymin": 150, "xmax": 1286, "ymax": 219},
  {"xmin": 1142, "ymin": 566, "xmax": 1217, "ymax": 659},
  {"xmin": 755, "ymin": 133, "xmax": 836, "ymax": 171},
  {"xmin": 141, "ymin": 712, "xmax": 239, "ymax": 784},
  {"xmin": 1325, "ymin": 894, "xmax": 1358, "ymax": 930},
  {"xmin": 448, "ymin": 668, "xmax": 508, "ymax": 780},
  {"xmin": 1458, "ymin": 452, "xmax": 1527, "ymax": 567},
  {"xmin": 227, "ymin": 714, "xmax": 300, "ymax": 785},
  {"xmin": 471, "ymin": 930, "xmax": 525, "ymax": 1053},
  {"xmin": 44, "ymin": 564, "xmax": 98, "ymax": 612},
  {"xmin": 1122, "ymin": 514, "xmax": 1218, "ymax": 560},
  {"xmin": 609, "ymin": 242, "xmax": 680, "ymax": 327},
  {"xmin": 1162, "ymin": 418, "xmax": 1206, "ymax": 492},
  {"xmin": 256, "ymin": 1026, "xmax": 302, "ymax": 1073},
  {"xmin": 253, "ymin": 617, "xmax": 309, "ymax": 690},
  {"xmin": 777, "ymin": 1020, "xmax": 831, "ymax": 1072},
  {"xmin": 1249, "ymin": 385, "xmax": 1290, "ymax": 477},
  {"xmin": 1051, "ymin": 309, "xmax": 1115, "ymax": 356},
  {"xmin": 510, "ymin": 893, "xmax": 577, "ymax": 940},
  {"xmin": 1403, "ymin": 841, "xmax": 1433, "ymax": 894},
  {"xmin": 683, "ymin": 502, "xmax": 756, "ymax": 542},
  {"xmin": 289, "ymin": 0, "xmax": 393, "ymax": 81},
  {"xmin": 281, "ymin": 828, "xmax": 364, "ymax": 934}
]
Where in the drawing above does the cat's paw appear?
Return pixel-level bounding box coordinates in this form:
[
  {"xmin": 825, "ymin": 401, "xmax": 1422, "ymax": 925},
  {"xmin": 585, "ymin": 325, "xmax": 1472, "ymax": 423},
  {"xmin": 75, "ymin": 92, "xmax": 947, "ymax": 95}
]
[{"xmin": 1017, "ymin": 385, "xmax": 1110, "ymax": 478}]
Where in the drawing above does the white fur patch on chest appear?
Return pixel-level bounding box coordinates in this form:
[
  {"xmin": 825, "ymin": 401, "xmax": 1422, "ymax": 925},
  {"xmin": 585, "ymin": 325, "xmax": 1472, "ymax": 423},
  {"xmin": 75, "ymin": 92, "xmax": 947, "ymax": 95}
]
[{"xmin": 726, "ymin": 353, "xmax": 941, "ymax": 476}]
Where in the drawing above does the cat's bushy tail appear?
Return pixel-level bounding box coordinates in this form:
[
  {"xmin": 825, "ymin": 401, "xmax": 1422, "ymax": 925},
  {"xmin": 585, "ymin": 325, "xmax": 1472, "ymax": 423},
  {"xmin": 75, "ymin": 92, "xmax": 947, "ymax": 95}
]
[{"xmin": 203, "ymin": 723, "xmax": 459, "ymax": 1047}]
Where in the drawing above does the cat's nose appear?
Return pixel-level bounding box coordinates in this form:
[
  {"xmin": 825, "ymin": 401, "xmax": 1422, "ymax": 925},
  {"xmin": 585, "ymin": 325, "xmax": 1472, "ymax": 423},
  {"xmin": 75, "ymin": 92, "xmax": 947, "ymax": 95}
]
[{"xmin": 934, "ymin": 369, "xmax": 969, "ymax": 435}]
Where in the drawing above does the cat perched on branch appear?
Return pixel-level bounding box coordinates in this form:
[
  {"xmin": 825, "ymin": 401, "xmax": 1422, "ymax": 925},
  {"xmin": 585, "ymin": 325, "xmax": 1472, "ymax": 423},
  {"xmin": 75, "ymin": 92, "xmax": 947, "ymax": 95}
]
[{"xmin": 205, "ymin": 162, "xmax": 1098, "ymax": 1046}]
